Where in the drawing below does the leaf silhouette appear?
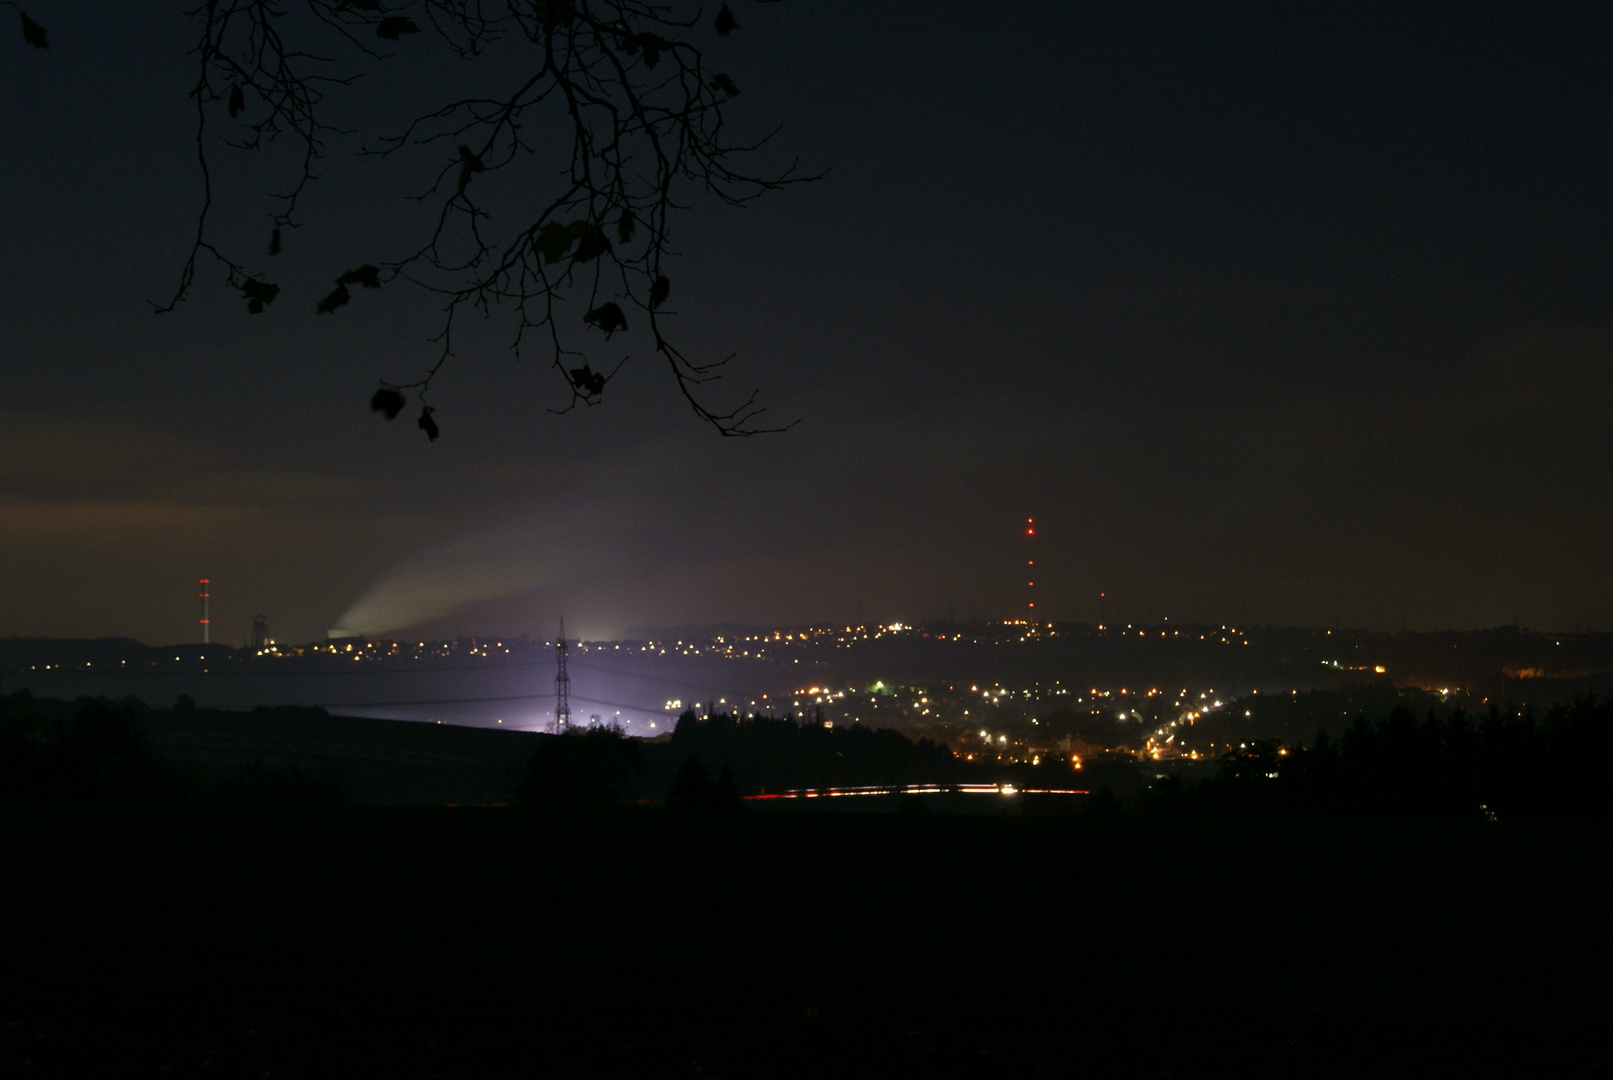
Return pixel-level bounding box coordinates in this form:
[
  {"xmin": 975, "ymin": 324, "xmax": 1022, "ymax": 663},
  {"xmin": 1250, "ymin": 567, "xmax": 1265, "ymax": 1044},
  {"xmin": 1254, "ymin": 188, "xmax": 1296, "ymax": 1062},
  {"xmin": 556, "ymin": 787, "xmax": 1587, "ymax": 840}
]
[
  {"xmin": 228, "ymin": 85, "xmax": 245, "ymax": 118},
  {"xmin": 240, "ymin": 278, "xmax": 280, "ymax": 314},
  {"xmin": 376, "ymin": 16, "xmax": 419, "ymax": 40},
  {"xmin": 370, "ymin": 388, "xmax": 406, "ymax": 419},
  {"xmin": 569, "ymin": 364, "xmax": 605, "ymax": 397},
  {"xmin": 346, "ymin": 0, "xmax": 383, "ymax": 10},
  {"xmin": 616, "ymin": 209, "xmax": 636, "ymax": 244},
  {"xmin": 315, "ymin": 282, "xmax": 351, "ymax": 314},
  {"xmin": 570, "ymin": 223, "xmax": 611, "ymax": 263},
  {"xmin": 622, "ymin": 32, "xmax": 670, "ymax": 69},
  {"xmin": 649, "ymin": 274, "xmax": 670, "ymax": 310},
  {"xmin": 534, "ymin": 221, "xmax": 578, "ymax": 264},
  {"xmin": 19, "ymin": 12, "xmax": 47, "ymax": 49},
  {"xmin": 714, "ymin": 4, "xmax": 738, "ymax": 36},
  {"xmin": 584, "ymin": 302, "xmax": 627, "ymax": 336},
  {"xmin": 456, "ymin": 143, "xmax": 485, "ymax": 194},
  {"xmin": 711, "ymin": 73, "xmax": 740, "ymax": 97},
  {"xmin": 338, "ymin": 264, "xmax": 382, "ymax": 289},
  {"xmin": 268, "ymin": 228, "xmax": 281, "ymax": 256},
  {"xmin": 533, "ymin": 220, "xmax": 608, "ymax": 264},
  {"xmin": 417, "ymin": 405, "xmax": 439, "ymax": 441}
]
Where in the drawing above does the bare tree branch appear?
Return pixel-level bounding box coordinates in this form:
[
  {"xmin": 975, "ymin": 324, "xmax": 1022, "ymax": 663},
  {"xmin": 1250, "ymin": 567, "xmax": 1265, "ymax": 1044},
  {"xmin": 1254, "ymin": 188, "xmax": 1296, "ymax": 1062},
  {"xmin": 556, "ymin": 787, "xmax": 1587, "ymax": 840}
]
[{"xmin": 160, "ymin": 1, "xmax": 818, "ymax": 438}]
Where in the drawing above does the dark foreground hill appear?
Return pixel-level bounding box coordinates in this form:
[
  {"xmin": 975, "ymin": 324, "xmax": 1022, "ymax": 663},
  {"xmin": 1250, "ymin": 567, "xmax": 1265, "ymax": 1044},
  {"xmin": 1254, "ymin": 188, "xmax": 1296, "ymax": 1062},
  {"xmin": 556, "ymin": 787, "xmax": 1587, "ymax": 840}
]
[
  {"xmin": 2, "ymin": 804, "xmax": 1605, "ymax": 1078},
  {"xmin": 1, "ymin": 694, "xmax": 541, "ymax": 805},
  {"xmin": 2, "ymin": 693, "xmax": 1075, "ymax": 806}
]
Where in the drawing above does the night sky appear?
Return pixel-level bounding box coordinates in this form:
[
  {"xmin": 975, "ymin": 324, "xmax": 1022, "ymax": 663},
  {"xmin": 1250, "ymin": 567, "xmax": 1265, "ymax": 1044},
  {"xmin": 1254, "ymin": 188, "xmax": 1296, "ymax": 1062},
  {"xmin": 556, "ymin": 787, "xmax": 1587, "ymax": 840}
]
[{"xmin": 3, "ymin": 2, "xmax": 1611, "ymax": 644}]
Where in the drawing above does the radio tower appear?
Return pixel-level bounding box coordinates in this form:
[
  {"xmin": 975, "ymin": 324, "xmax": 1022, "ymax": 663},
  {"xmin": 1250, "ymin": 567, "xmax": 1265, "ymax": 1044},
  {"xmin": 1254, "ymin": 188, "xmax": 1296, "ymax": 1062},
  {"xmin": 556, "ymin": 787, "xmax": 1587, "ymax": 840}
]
[
  {"xmin": 1025, "ymin": 518, "xmax": 1036, "ymax": 632},
  {"xmin": 199, "ymin": 579, "xmax": 211, "ymax": 645},
  {"xmin": 554, "ymin": 617, "xmax": 571, "ymax": 734}
]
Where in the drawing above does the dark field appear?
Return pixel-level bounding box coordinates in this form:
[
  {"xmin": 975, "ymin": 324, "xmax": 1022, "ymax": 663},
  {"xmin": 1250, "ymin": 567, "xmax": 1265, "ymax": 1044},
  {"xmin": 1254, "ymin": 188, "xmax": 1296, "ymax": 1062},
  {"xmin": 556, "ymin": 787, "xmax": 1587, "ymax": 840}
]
[{"xmin": 3, "ymin": 806, "xmax": 1606, "ymax": 1077}]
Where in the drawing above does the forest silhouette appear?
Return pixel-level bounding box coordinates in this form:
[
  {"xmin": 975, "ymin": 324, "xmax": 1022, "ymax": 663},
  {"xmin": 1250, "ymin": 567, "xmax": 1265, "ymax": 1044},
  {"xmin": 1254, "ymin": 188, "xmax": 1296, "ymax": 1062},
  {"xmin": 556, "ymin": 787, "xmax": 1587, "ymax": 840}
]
[{"xmin": 1151, "ymin": 698, "xmax": 1613, "ymax": 820}]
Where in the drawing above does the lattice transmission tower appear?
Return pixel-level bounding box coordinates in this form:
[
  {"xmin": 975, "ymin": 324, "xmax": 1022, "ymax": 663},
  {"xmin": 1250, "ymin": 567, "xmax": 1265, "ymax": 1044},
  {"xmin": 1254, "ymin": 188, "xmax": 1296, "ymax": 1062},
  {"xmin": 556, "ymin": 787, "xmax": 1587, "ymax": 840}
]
[{"xmin": 554, "ymin": 617, "xmax": 571, "ymax": 734}]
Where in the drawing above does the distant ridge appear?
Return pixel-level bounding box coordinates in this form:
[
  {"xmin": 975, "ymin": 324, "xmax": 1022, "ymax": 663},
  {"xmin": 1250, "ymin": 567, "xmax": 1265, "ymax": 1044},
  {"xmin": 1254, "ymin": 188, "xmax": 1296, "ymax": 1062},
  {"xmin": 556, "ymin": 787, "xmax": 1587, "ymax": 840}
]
[
  {"xmin": 621, "ymin": 623, "xmax": 782, "ymax": 641},
  {"xmin": 0, "ymin": 637, "xmax": 238, "ymax": 666}
]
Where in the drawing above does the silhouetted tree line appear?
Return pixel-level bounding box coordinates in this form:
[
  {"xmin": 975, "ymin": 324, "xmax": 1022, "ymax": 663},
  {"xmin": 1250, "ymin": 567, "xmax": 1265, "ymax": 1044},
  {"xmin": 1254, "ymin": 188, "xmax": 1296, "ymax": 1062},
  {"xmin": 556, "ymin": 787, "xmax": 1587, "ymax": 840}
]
[
  {"xmin": 513, "ymin": 711, "xmax": 962, "ymax": 809},
  {"xmin": 0, "ymin": 690, "xmax": 340, "ymax": 805},
  {"xmin": 516, "ymin": 724, "xmax": 643, "ymax": 810},
  {"xmin": 1178, "ymin": 685, "xmax": 1446, "ymax": 751},
  {"xmin": 662, "ymin": 755, "xmax": 741, "ymax": 811},
  {"xmin": 0, "ymin": 690, "xmax": 178, "ymax": 801},
  {"xmin": 663, "ymin": 709, "xmax": 963, "ymax": 795},
  {"xmin": 1147, "ymin": 697, "xmax": 1613, "ymax": 820}
]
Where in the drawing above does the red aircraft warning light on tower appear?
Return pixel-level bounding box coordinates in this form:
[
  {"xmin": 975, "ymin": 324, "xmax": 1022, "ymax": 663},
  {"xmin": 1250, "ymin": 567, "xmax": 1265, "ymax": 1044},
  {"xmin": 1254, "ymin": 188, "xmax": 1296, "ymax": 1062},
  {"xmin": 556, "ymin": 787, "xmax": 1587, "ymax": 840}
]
[{"xmin": 1026, "ymin": 518, "xmax": 1036, "ymax": 630}]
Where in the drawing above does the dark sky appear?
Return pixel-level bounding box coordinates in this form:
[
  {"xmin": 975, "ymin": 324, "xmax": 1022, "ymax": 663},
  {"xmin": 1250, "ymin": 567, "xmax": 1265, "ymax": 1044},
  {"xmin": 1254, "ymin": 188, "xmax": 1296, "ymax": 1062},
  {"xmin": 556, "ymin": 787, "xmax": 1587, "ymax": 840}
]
[{"xmin": 3, "ymin": 2, "xmax": 1612, "ymax": 644}]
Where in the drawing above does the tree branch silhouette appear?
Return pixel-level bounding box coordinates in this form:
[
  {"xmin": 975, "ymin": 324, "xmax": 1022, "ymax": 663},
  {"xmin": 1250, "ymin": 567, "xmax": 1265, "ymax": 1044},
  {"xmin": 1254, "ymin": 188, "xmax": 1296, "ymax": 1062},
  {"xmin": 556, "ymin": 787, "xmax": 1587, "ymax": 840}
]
[{"xmin": 156, "ymin": 1, "xmax": 813, "ymax": 439}]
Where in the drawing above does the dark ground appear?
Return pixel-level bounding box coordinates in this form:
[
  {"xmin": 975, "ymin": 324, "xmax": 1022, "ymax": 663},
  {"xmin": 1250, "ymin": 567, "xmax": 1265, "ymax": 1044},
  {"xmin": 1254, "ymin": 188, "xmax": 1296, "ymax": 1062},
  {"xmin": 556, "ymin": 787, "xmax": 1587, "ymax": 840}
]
[
  {"xmin": 138, "ymin": 706, "xmax": 539, "ymax": 805},
  {"xmin": 2, "ymin": 806, "xmax": 1606, "ymax": 1077}
]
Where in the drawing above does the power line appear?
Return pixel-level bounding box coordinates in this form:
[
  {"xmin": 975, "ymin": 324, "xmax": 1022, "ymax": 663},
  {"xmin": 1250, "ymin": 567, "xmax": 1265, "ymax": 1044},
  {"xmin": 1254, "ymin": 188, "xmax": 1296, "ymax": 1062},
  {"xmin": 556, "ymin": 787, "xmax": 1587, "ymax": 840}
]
[
  {"xmin": 325, "ymin": 692, "xmax": 554, "ymax": 707},
  {"xmin": 320, "ymin": 692, "xmax": 672, "ymax": 716}
]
